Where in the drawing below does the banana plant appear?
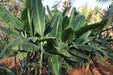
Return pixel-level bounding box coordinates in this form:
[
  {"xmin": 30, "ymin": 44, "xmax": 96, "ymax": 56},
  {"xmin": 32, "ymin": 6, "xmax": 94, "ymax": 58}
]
[
  {"xmin": 0, "ymin": 0, "xmax": 113, "ymax": 75},
  {"xmin": 45, "ymin": 4, "xmax": 113, "ymax": 75}
]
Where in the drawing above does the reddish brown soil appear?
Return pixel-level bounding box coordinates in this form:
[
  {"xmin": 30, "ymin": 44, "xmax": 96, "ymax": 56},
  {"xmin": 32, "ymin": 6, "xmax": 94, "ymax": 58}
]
[
  {"xmin": 0, "ymin": 56, "xmax": 21, "ymax": 74},
  {"xmin": 70, "ymin": 59, "xmax": 113, "ymax": 75}
]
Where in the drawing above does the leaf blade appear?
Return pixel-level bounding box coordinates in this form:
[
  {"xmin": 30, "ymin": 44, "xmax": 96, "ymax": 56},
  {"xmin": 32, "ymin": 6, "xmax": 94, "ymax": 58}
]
[
  {"xmin": 33, "ymin": 0, "xmax": 45, "ymax": 36},
  {"xmin": 0, "ymin": 26, "xmax": 20, "ymax": 37},
  {"xmin": 0, "ymin": 6, "xmax": 24, "ymax": 31}
]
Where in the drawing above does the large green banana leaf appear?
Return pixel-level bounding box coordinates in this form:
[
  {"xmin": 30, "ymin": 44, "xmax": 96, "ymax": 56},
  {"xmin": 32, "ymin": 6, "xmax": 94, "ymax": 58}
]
[
  {"xmin": 45, "ymin": 13, "xmax": 59, "ymax": 36},
  {"xmin": 56, "ymin": 42, "xmax": 71, "ymax": 57},
  {"xmin": 21, "ymin": 0, "xmax": 32, "ymax": 20},
  {"xmin": 0, "ymin": 6, "xmax": 24, "ymax": 31},
  {"xmin": 62, "ymin": 27, "xmax": 74, "ymax": 42},
  {"xmin": 97, "ymin": 49, "xmax": 113, "ymax": 60},
  {"xmin": 69, "ymin": 8, "xmax": 85, "ymax": 31},
  {"xmin": 62, "ymin": 16, "xmax": 69, "ymax": 30},
  {"xmin": 72, "ymin": 44, "xmax": 96, "ymax": 52},
  {"xmin": 27, "ymin": 8, "xmax": 33, "ymax": 36},
  {"xmin": 69, "ymin": 8, "xmax": 78, "ymax": 28},
  {"xmin": 62, "ymin": 7, "xmax": 70, "ymax": 17},
  {"xmin": 47, "ymin": 12, "xmax": 62, "ymax": 40},
  {"xmin": 75, "ymin": 31, "xmax": 91, "ymax": 44},
  {"xmin": 72, "ymin": 15, "xmax": 85, "ymax": 31},
  {"xmin": 69, "ymin": 49, "xmax": 90, "ymax": 61},
  {"xmin": 96, "ymin": 52, "xmax": 107, "ymax": 65},
  {"xmin": 0, "ymin": 37, "xmax": 40, "ymax": 57},
  {"xmin": 33, "ymin": 0, "xmax": 45, "ymax": 37},
  {"xmin": 48, "ymin": 55, "xmax": 62, "ymax": 75},
  {"xmin": 0, "ymin": 26, "xmax": 20, "ymax": 37},
  {"xmin": 21, "ymin": 0, "xmax": 34, "ymax": 36},
  {"xmin": 74, "ymin": 21, "xmax": 105, "ymax": 37},
  {"xmin": 66, "ymin": 55, "xmax": 83, "ymax": 63},
  {"xmin": 46, "ymin": 5, "xmax": 52, "ymax": 20}
]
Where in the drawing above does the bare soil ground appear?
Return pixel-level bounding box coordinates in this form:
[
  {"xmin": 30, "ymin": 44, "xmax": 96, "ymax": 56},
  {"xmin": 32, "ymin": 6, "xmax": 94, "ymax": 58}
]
[
  {"xmin": 70, "ymin": 58, "xmax": 113, "ymax": 75},
  {"xmin": 0, "ymin": 56, "xmax": 20, "ymax": 75}
]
